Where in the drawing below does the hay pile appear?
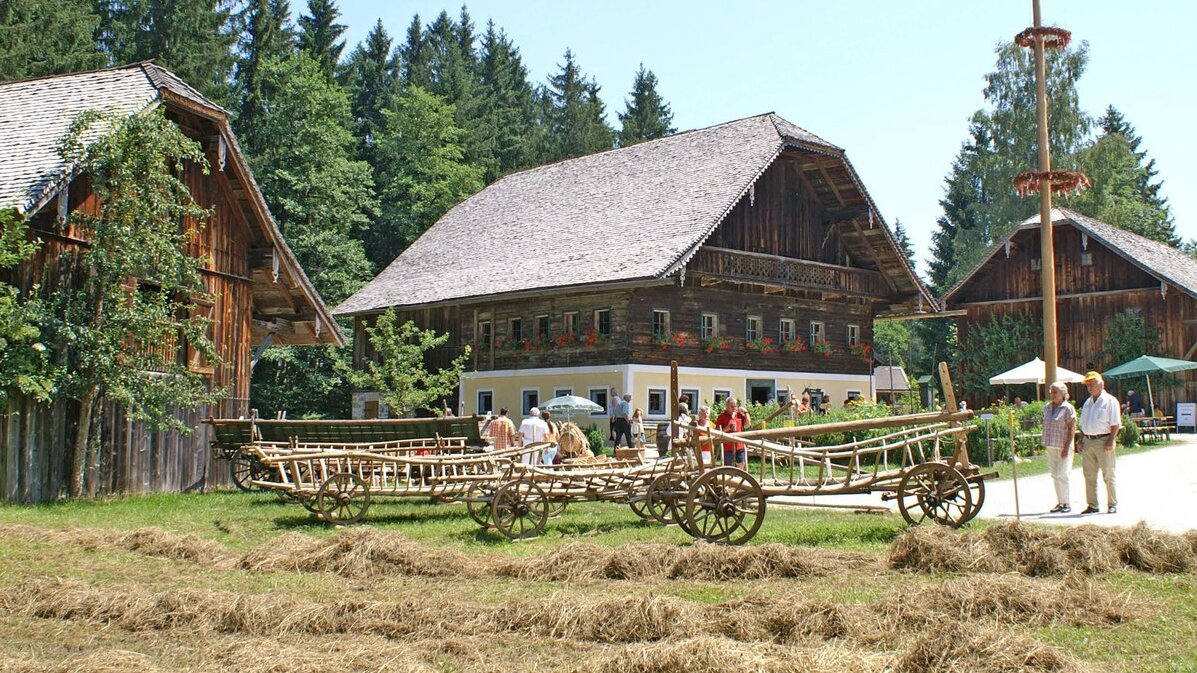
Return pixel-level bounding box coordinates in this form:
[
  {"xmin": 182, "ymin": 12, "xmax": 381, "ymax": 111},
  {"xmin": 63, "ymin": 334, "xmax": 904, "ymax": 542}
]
[
  {"xmin": 238, "ymin": 529, "xmax": 473, "ymax": 578},
  {"xmin": 1, "ymin": 649, "xmax": 167, "ymax": 673},
  {"xmin": 893, "ymin": 626, "xmax": 1080, "ymax": 673},
  {"xmin": 889, "ymin": 521, "xmax": 1195, "ymax": 575},
  {"xmin": 0, "ymin": 525, "xmax": 231, "ymax": 566},
  {"xmin": 570, "ymin": 637, "xmax": 888, "ymax": 673}
]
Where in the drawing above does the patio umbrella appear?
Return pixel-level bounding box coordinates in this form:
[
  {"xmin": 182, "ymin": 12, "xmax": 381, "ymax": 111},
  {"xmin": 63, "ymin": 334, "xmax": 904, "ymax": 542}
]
[
  {"xmin": 540, "ymin": 394, "xmax": 604, "ymax": 423},
  {"xmin": 1101, "ymin": 355, "xmax": 1197, "ymax": 414},
  {"xmin": 988, "ymin": 357, "xmax": 1086, "ymax": 386}
]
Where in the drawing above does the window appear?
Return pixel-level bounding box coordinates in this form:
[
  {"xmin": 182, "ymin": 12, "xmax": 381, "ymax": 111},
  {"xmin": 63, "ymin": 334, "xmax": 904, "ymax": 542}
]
[
  {"xmin": 809, "ymin": 321, "xmax": 826, "ymax": 346},
  {"xmin": 779, "ymin": 318, "xmax": 796, "ymax": 344},
  {"xmin": 522, "ymin": 389, "xmax": 539, "ymax": 416},
  {"xmin": 1030, "ymin": 257, "xmax": 1042, "ymax": 271},
  {"xmin": 363, "ymin": 399, "xmax": 380, "ymax": 419},
  {"xmin": 535, "ymin": 314, "xmax": 550, "ymax": 339},
  {"xmin": 554, "ymin": 387, "xmax": 573, "ymax": 398},
  {"xmin": 847, "ymin": 324, "xmax": 860, "ymax": 347},
  {"xmin": 847, "ymin": 390, "xmax": 862, "ymax": 401},
  {"xmin": 588, "ymin": 387, "xmax": 610, "ymax": 417},
  {"xmin": 477, "ymin": 390, "xmax": 494, "ymax": 415},
  {"xmin": 776, "ymin": 388, "xmax": 791, "ymax": 405},
  {"xmin": 713, "ymin": 389, "xmax": 732, "ymax": 405},
  {"xmin": 594, "ymin": 308, "xmax": 612, "ymax": 337},
  {"xmin": 477, "ymin": 320, "xmax": 492, "ymax": 348},
  {"xmin": 701, "ymin": 313, "xmax": 719, "ymax": 341},
  {"xmin": 652, "ymin": 309, "xmax": 670, "ymax": 337},
  {"xmin": 746, "ymin": 315, "xmax": 762, "ymax": 341},
  {"xmin": 509, "ymin": 317, "xmax": 523, "ymax": 342},
  {"xmin": 681, "ymin": 388, "xmax": 700, "ymax": 410},
  {"xmin": 648, "ymin": 388, "xmax": 668, "ymax": 417},
  {"xmin": 562, "ymin": 311, "xmax": 578, "ymax": 336},
  {"xmin": 1081, "ymin": 252, "xmax": 1093, "ymax": 267}
]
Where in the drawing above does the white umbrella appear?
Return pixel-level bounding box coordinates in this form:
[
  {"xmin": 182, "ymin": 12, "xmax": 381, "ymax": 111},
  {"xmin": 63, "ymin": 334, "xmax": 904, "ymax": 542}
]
[
  {"xmin": 540, "ymin": 394, "xmax": 603, "ymax": 422},
  {"xmin": 989, "ymin": 357, "xmax": 1086, "ymax": 386}
]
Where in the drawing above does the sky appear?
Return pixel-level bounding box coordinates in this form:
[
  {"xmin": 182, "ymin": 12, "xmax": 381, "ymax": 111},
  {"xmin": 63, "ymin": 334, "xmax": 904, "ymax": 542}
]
[{"xmin": 338, "ymin": 0, "xmax": 1196, "ymax": 277}]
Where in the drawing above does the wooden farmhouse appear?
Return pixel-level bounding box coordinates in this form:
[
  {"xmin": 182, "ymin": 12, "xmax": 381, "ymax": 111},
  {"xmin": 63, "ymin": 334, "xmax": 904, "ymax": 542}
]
[
  {"xmin": 335, "ymin": 113, "xmax": 933, "ymax": 422},
  {"xmin": 0, "ymin": 64, "xmax": 341, "ymax": 502},
  {"xmin": 943, "ymin": 208, "xmax": 1197, "ymax": 410}
]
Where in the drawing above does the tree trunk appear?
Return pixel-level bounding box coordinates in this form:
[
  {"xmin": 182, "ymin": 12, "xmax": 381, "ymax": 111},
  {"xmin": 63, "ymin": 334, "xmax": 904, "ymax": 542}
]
[{"xmin": 69, "ymin": 386, "xmax": 98, "ymax": 498}]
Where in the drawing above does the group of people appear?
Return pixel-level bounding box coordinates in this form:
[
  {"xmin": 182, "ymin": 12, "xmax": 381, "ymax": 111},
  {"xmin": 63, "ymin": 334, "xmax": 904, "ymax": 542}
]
[{"xmin": 1040, "ymin": 371, "xmax": 1122, "ymax": 515}]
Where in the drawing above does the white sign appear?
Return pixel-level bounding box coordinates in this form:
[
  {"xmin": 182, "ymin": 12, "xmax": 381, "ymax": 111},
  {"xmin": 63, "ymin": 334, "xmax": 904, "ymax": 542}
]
[
  {"xmin": 1177, "ymin": 403, "xmax": 1196, "ymax": 431},
  {"xmin": 979, "ymin": 413, "xmax": 996, "ymax": 421}
]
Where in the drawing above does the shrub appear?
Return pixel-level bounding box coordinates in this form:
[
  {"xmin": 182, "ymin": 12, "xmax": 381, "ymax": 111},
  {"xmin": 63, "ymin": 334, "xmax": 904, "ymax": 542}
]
[
  {"xmin": 583, "ymin": 424, "xmax": 607, "ymax": 456},
  {"xmin": 1118, "ymin": 415, "xmax": 1140, "ymax": 447}
]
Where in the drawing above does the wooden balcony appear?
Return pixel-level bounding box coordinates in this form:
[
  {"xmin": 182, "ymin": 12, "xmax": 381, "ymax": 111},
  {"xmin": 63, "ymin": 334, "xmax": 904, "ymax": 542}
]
[{"xmin": 688, "ymin": 247, "xmax": 888, "ymax": 298}]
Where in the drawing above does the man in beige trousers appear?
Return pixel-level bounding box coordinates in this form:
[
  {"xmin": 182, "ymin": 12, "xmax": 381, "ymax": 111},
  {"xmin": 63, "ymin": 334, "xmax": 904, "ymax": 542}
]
[{"xmin": 1078, "ymin": 371, "xmax": 1121, "ymax": 514}]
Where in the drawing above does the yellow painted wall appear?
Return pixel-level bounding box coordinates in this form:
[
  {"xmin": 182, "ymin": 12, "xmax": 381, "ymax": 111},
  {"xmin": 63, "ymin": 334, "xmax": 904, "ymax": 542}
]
[
  {"xmin": 462, "ymin": 370, "xmax": 622, "ymax": 420},
  {"xmin": 630, "ymin": 370, "xmax": 869, "ymax": 420}
]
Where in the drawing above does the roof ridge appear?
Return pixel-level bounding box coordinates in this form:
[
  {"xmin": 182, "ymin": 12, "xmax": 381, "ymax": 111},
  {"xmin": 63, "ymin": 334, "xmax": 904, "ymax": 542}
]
[{"xmin": 0, "ymin": 60, "xmax": 157, "ymax": 89}]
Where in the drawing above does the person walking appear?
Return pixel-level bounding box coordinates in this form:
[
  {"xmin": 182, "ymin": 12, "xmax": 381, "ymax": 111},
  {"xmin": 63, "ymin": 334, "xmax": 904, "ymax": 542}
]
[
  {"xmin": 487, "ymin": 408, "xmax": 518, "ymax": 450},
  {"xmin": 1042, "ymin": 382, "xmax": 1076, "ymax": 513},
  {"xmin": 715, "ymin": 397, "xmax": 751, "ymax": 469},
  {"xmin": 1078, "ymin": 371, "xmax": 1121, "ymax": 514},
  {"xmin": 630, "ymin": 408, "xmax": 646, "ymax": 449},
  {"xmin": 613, "ymin": 393, "xmax": 633, "ymax": 448},
  {"xmin": 519, "ymin": 407, "xmax": 549, "ymax": 463}
]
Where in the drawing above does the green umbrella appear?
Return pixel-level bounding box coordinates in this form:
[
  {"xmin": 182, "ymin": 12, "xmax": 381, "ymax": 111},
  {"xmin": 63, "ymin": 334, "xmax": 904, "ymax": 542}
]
[{"xmin": 1102, "ymin": 355, "xmax": 1197, "ymax": 415}]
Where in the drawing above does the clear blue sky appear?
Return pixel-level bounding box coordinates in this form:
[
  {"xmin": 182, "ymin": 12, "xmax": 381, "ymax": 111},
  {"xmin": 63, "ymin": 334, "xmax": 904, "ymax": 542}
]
[{"xmin": 339, "ymin": 0, "xmax": 1196, "ymax": 276}]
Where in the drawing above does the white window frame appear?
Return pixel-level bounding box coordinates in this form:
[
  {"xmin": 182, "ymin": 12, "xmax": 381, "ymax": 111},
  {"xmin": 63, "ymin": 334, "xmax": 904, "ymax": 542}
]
[
  {"xmin": 553, "ymin": 387, "xmax": 573, "ymax": 399},
  {"xmin": 746, "ymin": 315, "xmax": 762, "ymax": 341},
  {"xmin": 521, "ymin": 388, "xmax": 539, "ymax": 416},
  {"xmin": 593, "ymin": 308, "xmax": 612, "ymax": 336},
  {"xmin": 588, "ymin": 386, "xmax": 610, "ymax": 417},
  {"xmin": 562, "ymin": 311, "xmax": 578, "ymax": 336},
  {"xmin": 476, "ymin": 389, "xmax": 494, "ymax": 415},
  {"xmin": 535, "ymin": 314, "xmax": 550, "ymax": 339},
  {"xmin": 809, "ymin": 321, "xmax": 826, "ymax": 346},
  {"xmin": 509, "ymin": 317, "xmax": 523, "ymax": 342},
  {"xmin": 847, "ymin": 324, "xmax": 860, "ymax": 346},
  {"xmin": 646, "ymin": 387, "xmax": 669, "ymax": 418},
  {"xmin": 652, "ymin": 309, "xmax": 671, "ymax": 337},
  {"xmin": 779, "ymin": 318, "xmax": 796, "ymax": 343},
  {"xmin": 701, "ymin": 313, "xmax": 719, "ymax": 341},
  {"xmin": 846, "ymin": 389, "xmax": 863, "ymax": 404},
  {"xmin": 713, "ymin": 388, "xmax": 733, "ymax": 405},
  {"xmin": 681, "ymin": 388, "xmax": 701, "ymax": 410}
]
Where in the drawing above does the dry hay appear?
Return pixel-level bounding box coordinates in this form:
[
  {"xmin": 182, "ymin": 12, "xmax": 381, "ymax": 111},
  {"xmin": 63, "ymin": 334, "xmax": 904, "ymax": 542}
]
[
  {"xmin": 1185, "ymin": 529, "xmax": 1197, "ymax": 556},
  {"xmin": 238, "ymin": 528, "xmax": 473, "ymax": 578},
  {"xmin": 889, "ymin": 521, "xmax": 1194, "ymax": 576},
  {"xmin": 493, "ymin": 594, "xmax": 689, "ymax": 643},
  {"xmin": 0, "ymin": 650, "xmax": 166, "ymax": 673},
  {"xmin": 496, "ymin": 542, "xmax": 683, "ymax": 581},
  {"xmin": 712, "ymin": 597, "xmax": 858, "ymax": 643},
  {"xmin": 0, "ymin": 525, "xmax": 231, "ymax": 567},
  {"xmin": 558, "ymin": 422, "xmax": 593, "ymax": 459},
  {"xmin": 893, "ymin": 626, "xmax": 1080, "ymax": 673},
  {"xmin": 570, "ymin": 636, "xmax": 888, "ymax": 673},
  {"xmin": 665, "ymin": 542, "xmax": 822, "ymax": 581},
  {"xmin": 210, "ymin": 636, "xmax": 434, "ymax": 673}
]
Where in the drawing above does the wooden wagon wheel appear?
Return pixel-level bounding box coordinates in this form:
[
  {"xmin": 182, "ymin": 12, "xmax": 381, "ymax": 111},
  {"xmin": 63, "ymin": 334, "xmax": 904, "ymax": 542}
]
[
  {"xmin": 298, "ymin": 496, "xmax": 321, "ymax": 515},
  {"xmin": 465, "ymin": 482, "xmax": 496, "ymax": 528},
  {"xmin": 230, "ymin": 453, "xmax": 272, "ymax": 492},
  {"xmin": 627, "ymin": 490, "xmax": 653, "ymax": 521},
  {"xmin": 316, "ymin": 473, "xmax": 372, "ymax": 525},
  {"xmin": 897, "ymin": 463, "xmax": 972, "ymax": 528},
  {"xmin": 683, "ymin": 467, "xmax": 766, "ymax": 545},
  {"xmin": 960, "ymin": 476, "xmax": 986, "ymax": 524},
  {"xmin": 490, "ymin": 479, "xmax": 549, "ymax": 541},
  {"xmin": 644, "ymin": 472, "xmax": 686, "ymax": 527},
  {"xmin": 548, "ymin": 501, "xmax": 568, "ymax": 519}
]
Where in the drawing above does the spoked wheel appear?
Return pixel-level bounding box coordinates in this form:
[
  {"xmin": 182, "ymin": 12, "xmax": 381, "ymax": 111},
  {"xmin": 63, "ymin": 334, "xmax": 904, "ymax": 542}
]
[
  {"xmin": 230, "ymin": 453, "xmax": 271, "ymax": 492},
  {"xmin": 645, "ymin": 473, "xmax": 686, "ymax": 527},
  {"xmin": 316, "ymin": 473, "xmax": 372, "ymax": 525},
  {"xmin": 299, "ymin": 496, "xmax": 321, "ymax": 515},
  {"xmin": 683, "ymin": 467, "xmax": 766, "ymax": 545},
  {"xmin": 548, "ymin": 502, "xmax": 568, "ymax": 519},
  {"xmin": 897, "ymin": 462, "xmax": 972, "ymax": 528},
  {"xmin": 466, "ymin": 482, "xmax": 497, "ymax": 528},
  {"xmin": 960, "ymin": 476, "xmax": 986, "ymax": 525},
  {"xmin": 627, "ymin": 490, "xmax": 653, "ymax": 521},
  {"xmin": 491, "ymin": 479, "xmax": 550, "ymax": 541}
]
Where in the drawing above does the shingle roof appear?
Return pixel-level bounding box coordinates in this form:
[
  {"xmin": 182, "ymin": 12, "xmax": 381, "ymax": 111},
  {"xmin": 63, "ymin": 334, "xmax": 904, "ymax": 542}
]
[
  {"xmin": 336, "ymin": 112, "xmax": 928, "ymax": 316},
  {"xmin": 943, "ymin": 208, "xmax": 1197, "ymax": 303}
]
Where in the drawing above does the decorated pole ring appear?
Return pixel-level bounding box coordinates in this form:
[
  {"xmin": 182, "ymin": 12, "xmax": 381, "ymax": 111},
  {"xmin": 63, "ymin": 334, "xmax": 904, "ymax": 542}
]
[
  {"xmin": 1013, "ymin": 170, "xmax": 1091, "ymax": 197},
  {"xmin": 1014, "ymin": 26, "xmax": 1071, "ymax": 50}
]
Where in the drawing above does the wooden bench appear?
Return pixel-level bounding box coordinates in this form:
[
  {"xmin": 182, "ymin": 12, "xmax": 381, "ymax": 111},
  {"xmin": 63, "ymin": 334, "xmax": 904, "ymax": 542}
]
[{"xmin": 1132, "ymin": 416, "xmax": 1173, "ymax": 443}]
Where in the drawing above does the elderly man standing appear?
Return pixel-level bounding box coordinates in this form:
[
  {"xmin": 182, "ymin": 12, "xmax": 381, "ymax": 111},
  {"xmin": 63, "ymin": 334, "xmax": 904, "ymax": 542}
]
[
  {"xmin": 1042, "ymin": 382, "xmax": 1076, "ymax": 513},
  {"xmin": 612, "ymin": 393, "xmax": 633, "ymax": 449},
  {"xmin": 1078, "ymin": 371, "xmax": 1121, "ymax": 514}
]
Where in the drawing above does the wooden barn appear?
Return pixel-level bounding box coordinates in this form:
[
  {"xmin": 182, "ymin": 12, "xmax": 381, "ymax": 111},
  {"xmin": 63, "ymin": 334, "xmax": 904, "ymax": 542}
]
[
  {"xmin": 335, "ymin": 113, "xmax": 933, "ymax": 422},
  {"xmin": 0, "ymin": 63, "xmax": 342, "ymax": 502},
  {"xmin": 943, "ymin": 208, "xmax": 1197, "ymax": 410}
]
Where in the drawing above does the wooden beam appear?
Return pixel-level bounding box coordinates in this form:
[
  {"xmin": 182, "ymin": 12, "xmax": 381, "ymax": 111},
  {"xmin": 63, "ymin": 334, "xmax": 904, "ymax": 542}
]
[
  {"xmin": 847, "ymin": 218, "xmax": 898, "ymax": 294},
  {"xmin": 875, "ymin": 310, "xmax": 967, "ymax": 322},
  {"xmin": 733, "ymin": 409, "xmax": 974, "ymax": 440},
  {"xmin": 252, "ymin": 318, "xmax": 294, "ymax": 334},
  {"xmin": 817, "ymin": 166, "xmax": 847, "ymax": 207},
  {"xmin": 951, "ymin": 286, "xmax": 1159, "ymax": 308}
]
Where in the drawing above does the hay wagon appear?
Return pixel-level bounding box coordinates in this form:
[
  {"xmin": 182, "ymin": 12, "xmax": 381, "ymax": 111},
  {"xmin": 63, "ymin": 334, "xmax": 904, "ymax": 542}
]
[
  {"xmin": 249, "ymin": 440, "xmax": 542, "ymax": 524},
  {"xmin": 205, "ymin": 415, "xmax": 489, "ymax": 492},
  {"xmin": 475, "ymin": 457, "xmax": 683, "ymax": 541}
]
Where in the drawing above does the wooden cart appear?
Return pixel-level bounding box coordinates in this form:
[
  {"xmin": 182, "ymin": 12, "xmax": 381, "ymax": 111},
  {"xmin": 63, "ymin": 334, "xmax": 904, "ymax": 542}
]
[{"xmin": 249, "ymin": 441, "xmax": 542, "ymax": 524}]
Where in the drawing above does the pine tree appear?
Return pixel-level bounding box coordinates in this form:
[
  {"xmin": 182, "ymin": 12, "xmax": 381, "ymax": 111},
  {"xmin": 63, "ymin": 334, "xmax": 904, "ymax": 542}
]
[
  {"xmin": 541, "ymin": 49, "xmax": 613, "ymax": 162},
  {"xmin": 96, "ymin": 0, "xmax": 238, "ymax": 105},
  {"xmin": 617, "ymin": 64, "xmax": 674, "ymax": 146},
  {"xmin": 233, "ymin": 0, "xmax": 294, "ymax": 146},
  {"xmin": 398, "ymin": 14, "xmax": 430, "ymax": 89},
  {"xmin": 892, "ymin": 219, "xmax": 915, "ymax": 267},
  {"xmin": 341, "ymin": 18, "xmax": 399, "ymax": 171},
  {"xmin": 296, "ymin": 0, "xmax": 345, "ymax": 79},
  {"xmin": 0, "ymin": 0, "xmax": 105, "ymax": 81},
  {"xmin": 475, "ymin": 20, "xmax": 537, "ymax": 181},
  {"xmin": 370, "ymin": 86, "xmax": 484, "ymax": 268}
]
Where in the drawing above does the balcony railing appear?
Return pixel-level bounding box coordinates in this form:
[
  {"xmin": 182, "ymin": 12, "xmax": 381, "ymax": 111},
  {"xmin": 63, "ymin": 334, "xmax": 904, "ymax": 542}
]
[{"xmin": 688, "ymin": 247, "xmax": 887, "ymax": 297}]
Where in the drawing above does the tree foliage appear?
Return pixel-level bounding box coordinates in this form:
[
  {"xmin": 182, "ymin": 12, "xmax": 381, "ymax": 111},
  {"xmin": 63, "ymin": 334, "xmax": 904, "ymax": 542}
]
[
  {"xmin": 296, "ymin": 0, "xmax": 345, "ymax": 79},
  {"xmin": 1097, "ymin": 309, "xmax": 1160, "ymax": 371},
  {"xmin": 0, "ymin": 0, "xmax": 104, "ymax": 81},
  {"xmin": 539, "ymin": 49, "xmax": 613, "ymax": 162},
  {"xmin": 233, "ymin": 0, "xmax": 294, "ymax": 144},
  {"xmin": 959, "ymin": 313, "xmax": 1039, "ymax": 399},
  {"xmin": 50, "ymin": 108, "xmax": 225, "ymax": 495},
  {"xmin": 0, "ymin": 209, "xmax": 53, "ymax": 403},
  {"xmin": 617, "ymin": 64, "xmax": 674, "ymax": 147},
  {"xmin": 474, "ymin": 21, "xmax": 537, "ymax": 182},
  {"xmin": 340, "ymin": 18, "xmax": 398, "ymax": 170},
  {"xmin": 342, "ymin": 310, "xmax": 470, "ymax": 417}
]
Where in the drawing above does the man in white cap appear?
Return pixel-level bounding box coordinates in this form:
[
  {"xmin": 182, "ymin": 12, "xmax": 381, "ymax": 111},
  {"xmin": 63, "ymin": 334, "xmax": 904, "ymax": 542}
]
[
  {"xmin": 519, "ymin": 407, "xmax": 549, "ymax": 445},
  {"xmin": 1078, "ymin": 371, "xmax": 1121, "ymax": 514}
]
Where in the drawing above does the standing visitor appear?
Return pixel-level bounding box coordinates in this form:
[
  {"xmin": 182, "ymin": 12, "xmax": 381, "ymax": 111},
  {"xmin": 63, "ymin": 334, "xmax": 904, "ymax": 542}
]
[
  {"xmin": 630, "ymin": 408, "xmax": 646, "ymax": 449},
  {"xmin": 487, "ymin": 408, "xmax": 518, "ymax": 450},
  {"xmin": 1125, "ymin": 389, "xmax": 1144, "ymax": 417},
  {"xmin": 1078, "ymin": 372, "xmax": 1121, "ymax": 514},
  {"xmin": 1042, "ymin": 382, "xmax": 1076, "ymax": 513},
  {"xmin": 715, "ymin": 398, "xmax": 751, "ymax": 469},
  {"xmin": 613, "ymin": 393, "xmax": 633, "ymax": 448},
  {"xmin": 608, "ymin": 387, "xmax": 619, "ymax": 444},
  {"xmin": 541, "ymin": 411, "xmax": 560, "ymax": 464},
  {"xmin": 693, "ymin": 405, "xmax": 713, "ymax": 466}
]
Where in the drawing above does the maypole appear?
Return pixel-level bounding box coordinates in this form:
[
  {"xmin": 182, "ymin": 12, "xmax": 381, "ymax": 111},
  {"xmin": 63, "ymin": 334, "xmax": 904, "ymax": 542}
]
[{"xmin": 1012, "ymin": 0, "xmax": 1089, "ymax": 388}]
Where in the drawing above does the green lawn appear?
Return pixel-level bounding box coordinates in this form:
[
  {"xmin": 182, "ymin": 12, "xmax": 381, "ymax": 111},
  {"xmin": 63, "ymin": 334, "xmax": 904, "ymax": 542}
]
[{"xmin": 988, "ymin": 438, "xmax": 1177, "ymax": 481}]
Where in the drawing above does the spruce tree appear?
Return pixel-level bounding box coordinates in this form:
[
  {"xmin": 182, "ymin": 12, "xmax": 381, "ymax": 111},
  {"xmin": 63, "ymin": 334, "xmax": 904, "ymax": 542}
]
[
  {"xmin": 233, "ymin": 0, "xmax": 294, "ymax": 146},
  {"xmin": 341, "ymin": 18, "xmax": 399, "ymax": 171},
  {"xmin": 399, "ymin": 14, "xmax": 431, "ymax": 89},
  {"xmin": 541, "ymin": 49, "xmax": 613, "ymax": 162},
  {"xmin": 1064, "ymin": 131, "xmax": 1178, "ymax": 245},
  {"xmin": 475, "ymin": 20, "xmax": 537, "ymax": 181},
  {"xmin": 96, "ymin": 0, "xmax": 238, "ymax": 105},
  {"xmin": 0, "ymin": 0, "xmax": 105, "ymax": 81},
  {"xmin": 892, "ymin": 219, "xmax": 915, "ymax": 267},
  {"xmin": 296, "ymin": 0, "xmax": 345, "ymax": 79},
  {"xmin": 617, "ymin": 64, "xmax": 674, "ymax": 146},
  {"xmin": 370, "ymin": 86, "xmax": 484, "ymax": 268}
]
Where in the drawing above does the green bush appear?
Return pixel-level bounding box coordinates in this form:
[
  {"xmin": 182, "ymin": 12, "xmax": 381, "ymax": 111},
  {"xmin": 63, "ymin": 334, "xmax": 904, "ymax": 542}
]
[
  {"xmin": 967, "ymin": 402, "xmax": 1044, "ymax": 464},
  {"xmin": 1118, "ymin": 415, "xmax": 1140, "ymax": 447},
  {"xmin": 583, "ymin": 424, "xmax": 607, "ymax": 456}
]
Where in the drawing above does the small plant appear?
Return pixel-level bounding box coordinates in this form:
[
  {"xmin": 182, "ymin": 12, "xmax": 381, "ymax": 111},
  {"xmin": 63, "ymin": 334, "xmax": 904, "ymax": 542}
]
[
  {"xmin": 581, "ymin": 328, "xmax": 608, "ymax": 349},
  {"xmin": 782, "ymin": 338, "xmax": 808, "ymax": 353},
  {"xmin": 811, "ymin": 339, "xmax": 832, "ymax": 357},
  {"xmin": 746, "ymin": 336, "xmax": 776, "ymax": 354},
  {"xmin": 850, "ymin": 342, "xmax": 873, "ymax": 360},
  {"xmin": 651, "ymin": 332, "xmax": 687, "ymax": 350},
  {"xmin": 702, "ymin": 335, "xmax": 731, "ymax": 353},
  {"xmin": 551, "ymin": 331, "xmax": 578, "ymax": 348},
  {"xmin": 583, "ymin": 424, "xmax": 607, "ymax": 456}
]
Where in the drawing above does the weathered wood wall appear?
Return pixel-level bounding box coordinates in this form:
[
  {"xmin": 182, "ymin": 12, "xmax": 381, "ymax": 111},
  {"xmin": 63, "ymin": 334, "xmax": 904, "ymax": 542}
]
[
  {"xmin": 1, "ymin": 109, "xmax": 255, "ymax": 502},
  {"xmin": 952, "ymin": 225, "xmax": 1197, "ymax": 410}
]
